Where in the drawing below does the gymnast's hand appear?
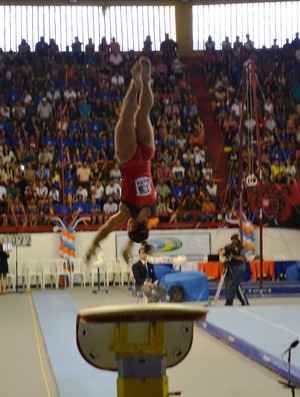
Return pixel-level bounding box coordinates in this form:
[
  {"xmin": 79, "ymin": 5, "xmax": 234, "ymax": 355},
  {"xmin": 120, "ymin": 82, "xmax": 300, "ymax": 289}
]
[
  {"xmin": 122, "ymin": 240, "xmax": 134, "ymax": 264},
  {"xmin": 85, "ymin": 244, "xmax": 98, "ymax": 266}
]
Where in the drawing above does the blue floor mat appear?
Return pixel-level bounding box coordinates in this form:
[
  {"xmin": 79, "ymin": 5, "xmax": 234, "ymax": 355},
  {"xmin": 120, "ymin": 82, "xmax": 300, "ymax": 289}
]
[
  {"xmin": 198, "ymin": 304, "xmax": 300, "ymax": 386},
  {"xmin": 33, "ymin": 291, "xmax": 116, "ymax": 397}
]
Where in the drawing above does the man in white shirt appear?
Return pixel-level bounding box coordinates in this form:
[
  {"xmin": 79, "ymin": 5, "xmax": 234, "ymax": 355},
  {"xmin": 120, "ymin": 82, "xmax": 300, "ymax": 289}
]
[
  {"xmin": 231, "ymin": 98, "xmax": 241, "ymax": 121},
  {"xmin": 108, "ymin": 52, "xmax": 123, "ymax": 68},
  {"xmin": 23, "ymin": 90, "xmax": 33, "ymax": 105},
  {"xmin": 11, "ymin": 100, "xmax": 26, "ymax": 122},
  {"xmin": 265, "ymin": 113, "xmax": 276, "ymax": 133},
  {"xmin": 111, "ymin": 71, "xmax": 125, "ymax": 86},
  {"xmin": 155, "ymin": 178, "xmax": 171, "ymax": 201},
  {"xmin": 193, "ymin": 145, "xmax": 206, "ymax": 167},
  {"xmin": 0, "ymin": 103, "xmax": 10, "ymax": 119},
  {"xmin": 38, "ymin": 146, "xmax": 53, "ymax": 165},
  {"xmin": 63, "ymin": 86, "xmax": 77, "ymax": 101},
  {"xmin": 172, "ymin": 159, "xmax": 185, "ymax": 180},
  {"xmin": 76, "ymin": 185, "xmax": 88, "ymax": 202},
  {"xmin": 46, "ymin": 86, "xmax": 61, "ymax": 102},
  {"xmin": 103, "ymin": 195, "xmax": 118, "ymax": 217},
  {"xmin": 91, "ymin": 180, "xmax": 104, "ymax": 203},
  {"xmin": 105, "ymin": 179, "xmax": 121, "ymax": 202},
  {"xmin": 36, "ymin": 97, "xmax": 52, "ymax": 123},
  {"xmin": 48, "ymin": 186, "xmax": 60, "ymax": 203},
  {"xmin": 206, "ymin": 179, "xmax": 218, "ymax": 202}
]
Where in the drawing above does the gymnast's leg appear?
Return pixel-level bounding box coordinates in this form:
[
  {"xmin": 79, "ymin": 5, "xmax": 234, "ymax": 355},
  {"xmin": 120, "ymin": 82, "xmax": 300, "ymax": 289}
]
[
  {"xmin": 114, "ymin": 61, "xmax": 142, "ymax": 164},
  {"xmin": 134, "ymin": 56, "xmax": 155, "ymax": 150}
]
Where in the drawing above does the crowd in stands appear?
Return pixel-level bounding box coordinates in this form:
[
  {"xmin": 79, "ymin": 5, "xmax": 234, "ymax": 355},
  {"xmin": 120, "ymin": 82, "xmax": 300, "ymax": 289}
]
[
  {"xmin": 201, "ymin": 33, "xmax": 300, "ymax": 206},
  {"xmin": 1, "ymin": 31, "xmax": 299, "ymax": 229},
  {"xmin": 0, "ymin": 33, "xmax": 218, "ymax": 228}
]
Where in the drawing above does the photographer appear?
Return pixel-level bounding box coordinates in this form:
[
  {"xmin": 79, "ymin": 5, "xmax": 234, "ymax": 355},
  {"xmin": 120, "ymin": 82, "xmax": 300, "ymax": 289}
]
[{"xmin": 218, "ymin": 234, "xmax": 247, "ymax": 306}]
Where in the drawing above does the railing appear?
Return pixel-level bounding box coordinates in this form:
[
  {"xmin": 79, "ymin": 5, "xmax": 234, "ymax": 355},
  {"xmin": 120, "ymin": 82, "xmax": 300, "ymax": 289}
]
[{"xmin": 0, "ymin": 210, "xmax": 225, "ymax": 233}]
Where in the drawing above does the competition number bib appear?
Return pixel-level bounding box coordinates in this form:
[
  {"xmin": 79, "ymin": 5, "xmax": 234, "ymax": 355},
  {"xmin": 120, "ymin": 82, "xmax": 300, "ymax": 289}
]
[{"xmin": 135, "ymin": 177, "xmax": 152, "ymax": 197}]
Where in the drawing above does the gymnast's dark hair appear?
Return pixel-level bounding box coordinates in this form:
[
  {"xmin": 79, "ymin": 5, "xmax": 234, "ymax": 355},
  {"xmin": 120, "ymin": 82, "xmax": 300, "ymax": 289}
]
[{"xmin": 128, "ymin": 221, "xmax": 149, "ymax": 243}]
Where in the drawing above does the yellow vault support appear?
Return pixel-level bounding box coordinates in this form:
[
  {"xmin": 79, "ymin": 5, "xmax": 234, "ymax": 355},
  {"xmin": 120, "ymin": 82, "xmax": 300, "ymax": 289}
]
[{"xmin": 111, "ymin": 322, "xmax": 171, "ymax": 397}]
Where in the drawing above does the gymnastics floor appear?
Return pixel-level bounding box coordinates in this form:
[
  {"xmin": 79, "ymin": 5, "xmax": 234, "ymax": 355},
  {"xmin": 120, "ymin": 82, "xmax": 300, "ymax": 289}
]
[{"xmin": 2, "ymin": 287, "xmax": 300, "ymax": 397}]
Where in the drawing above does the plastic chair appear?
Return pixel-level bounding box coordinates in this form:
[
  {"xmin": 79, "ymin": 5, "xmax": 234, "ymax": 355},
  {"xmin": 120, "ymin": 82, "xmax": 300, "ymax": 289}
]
[
  {"xmin": 118, "ymin": 258, "xmax": 134, "ymax": 286},
  {"xmin": 15, "ymin": 262, "xmax": 28, "ymax": 289},
  {"xmin": 25, "ymin": 259, "xmax": 43, "ymax": 289},
  {"xmin": 54, "ymin": 258, "xmax": 71, "ymax": 288},
  {"xmin": 7, "ymin": 264, "xmax": 16, "ymax": 290},
  {"xmin": 41, "ymin": 259, "xmax": 57, "ymax": 289},
  {"xmin": 70, "ymin": 258, "xmax": 86, "ymax": 287},
  {"xmin": 106, "ymin": 258, "xmax": 122, "ymax": 286}
]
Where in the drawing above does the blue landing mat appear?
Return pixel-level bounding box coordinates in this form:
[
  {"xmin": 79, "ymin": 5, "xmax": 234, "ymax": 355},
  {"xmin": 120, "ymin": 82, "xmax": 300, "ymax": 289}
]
[
  {"xmin": 33, "ymin": 291, "xmax": 116, "ymax": 397},
  {"xmin": 198, "ymin": 305, "xmax": 300, "ymax": 386}
]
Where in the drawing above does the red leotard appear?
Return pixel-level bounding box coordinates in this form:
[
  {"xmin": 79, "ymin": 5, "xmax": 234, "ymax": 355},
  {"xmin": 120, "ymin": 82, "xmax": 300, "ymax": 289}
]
[{"xmin": 121, "ymin": 144, "xmax": 157, "ymax": 217}]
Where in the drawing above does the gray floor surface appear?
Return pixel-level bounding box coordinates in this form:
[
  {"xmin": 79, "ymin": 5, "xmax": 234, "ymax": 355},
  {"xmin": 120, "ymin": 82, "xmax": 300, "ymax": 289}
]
[{"xmin": 1, "ymin": 286, "xmax": 300, "ymax": 397}]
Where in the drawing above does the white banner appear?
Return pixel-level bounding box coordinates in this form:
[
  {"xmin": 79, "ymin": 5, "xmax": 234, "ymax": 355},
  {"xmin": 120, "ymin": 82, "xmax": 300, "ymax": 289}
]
[{"xmin": 115, "ymin": 231, "xmax": 210, "ymax": 261}]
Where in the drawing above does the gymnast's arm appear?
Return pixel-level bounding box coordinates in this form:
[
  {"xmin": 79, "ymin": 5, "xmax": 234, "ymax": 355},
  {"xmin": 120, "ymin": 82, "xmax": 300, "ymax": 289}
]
[
  {"xmin": 93, "ymin": 210, "xmax": 129, "ymax": 247},
  {"xmin": 86, "ymin": 206, "xmax": 130, "ymax": 262}
]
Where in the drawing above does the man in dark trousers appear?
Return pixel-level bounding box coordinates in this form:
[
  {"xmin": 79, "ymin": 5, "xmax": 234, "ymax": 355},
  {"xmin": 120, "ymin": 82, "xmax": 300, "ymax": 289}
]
[
  {"xmin": 132, "ymin": 246, "xmax": 166, "ymax": 302},
  {"xmin": 218, "ymin": 234, "xmax": 248, "ymax": 306}
]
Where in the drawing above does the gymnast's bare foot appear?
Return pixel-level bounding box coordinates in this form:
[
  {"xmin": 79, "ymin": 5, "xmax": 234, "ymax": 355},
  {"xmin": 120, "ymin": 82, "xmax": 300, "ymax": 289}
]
[
  {"xmin": 139, "ymin": 56, "xmax": 151, "ymax": 83},
  {"xmin": 131, "ymin": 61, "xmax": 142, "ymax": 91}
]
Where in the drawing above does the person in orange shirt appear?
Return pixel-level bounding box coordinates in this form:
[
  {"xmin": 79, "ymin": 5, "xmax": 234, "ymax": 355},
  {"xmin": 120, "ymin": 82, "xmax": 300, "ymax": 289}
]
[
  {"xmin": 108, "ymin": 37, "xmax": 120, "ymax": 53},
  {"xmin": 200, "ymin": 194, "xmax": 216, "ymax": 222},
  {"xmin": 189, "ymin": 129, "xmax": 204, "ymax": 147}
]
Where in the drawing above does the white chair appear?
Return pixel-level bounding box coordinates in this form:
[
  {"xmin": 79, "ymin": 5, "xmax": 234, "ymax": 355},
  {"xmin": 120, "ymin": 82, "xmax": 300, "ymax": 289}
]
[
  {"xmin": 90, "ymin": 254, "xmax": 107, "ymax": 287},
  {"xmin": 15, "ymin": 262, "xmax": 28, "ymax": 289},
  {"xmin": 40, "ymin": 259, "xmax": 57, "ymax": 289},
  {"xmin": 118, "ymin": 258, "xmax": 134, "ymax": 286},
  {"xmin": 70, "ymin": 258, "xmax": 86, "ymax": 287},
  {"xmin": 106, "ymin": 258, "xmax": 122, "ymax": 286},
  {"xmin": 25, "ymin": 259, "xmax": 43, "ymax": 289},
  {"xmin": 7, "ymin": 263, "xmax": 16, "ymax": 290},
  {"xmin": 54, "ymin": 258, "xmax": 71, "ymax": 288}
]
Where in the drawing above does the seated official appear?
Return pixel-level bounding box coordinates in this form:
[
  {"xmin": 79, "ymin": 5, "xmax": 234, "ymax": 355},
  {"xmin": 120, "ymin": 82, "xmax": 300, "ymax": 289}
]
[{"xmin": 132, "ymin": 247, "xmax": 166, "ymax": 303}]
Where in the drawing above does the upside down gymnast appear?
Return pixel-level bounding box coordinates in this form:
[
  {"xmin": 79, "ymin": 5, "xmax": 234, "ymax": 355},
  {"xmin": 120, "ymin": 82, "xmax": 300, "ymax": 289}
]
[{"xmin": 85, "ymin": 56, "xmax": 156, "ymax": 264}]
